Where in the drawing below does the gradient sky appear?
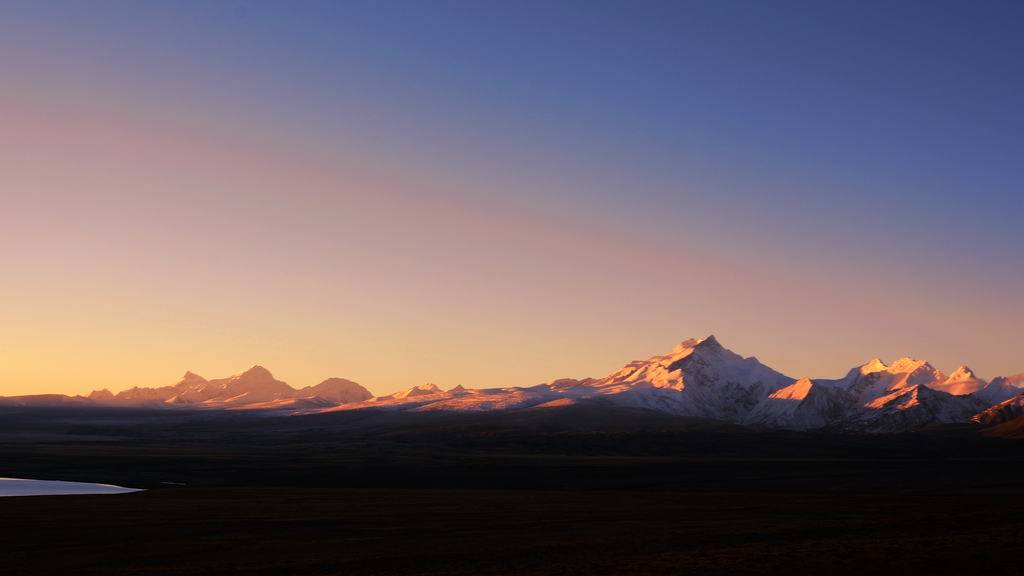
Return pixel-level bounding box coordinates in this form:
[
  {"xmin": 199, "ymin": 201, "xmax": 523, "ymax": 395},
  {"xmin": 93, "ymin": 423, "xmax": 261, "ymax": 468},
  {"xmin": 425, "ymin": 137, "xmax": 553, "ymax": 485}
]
[{"xmin": 2, "ymin": 1, "xmax": 1022, "ymax": 397}]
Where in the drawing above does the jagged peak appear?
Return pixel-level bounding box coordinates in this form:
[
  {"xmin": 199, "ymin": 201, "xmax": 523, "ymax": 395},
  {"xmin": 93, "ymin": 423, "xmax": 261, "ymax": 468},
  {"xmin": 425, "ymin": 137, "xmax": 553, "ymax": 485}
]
[
  {"xmin": 769, "ymin": 378, "xmax": 815, "ymax": 400},
  {"xmin": 695, "ymin": 335, "xmax": 722, "ymax": 350},
  {"xmin": 668, "ymin": 335, "xmax": 721, "ymax": 358},
  {"xmin": 178, "ymin": 370, "xmax": 207, "ymax": 382},
  {"xmin": 547, "ymin": 377, "xmax": 596, "ymax": 389},
  {"xmin": 860, "ymin": 358, "xmax": 888, "ymax": 374},
  {"xmin": 889, "ymin": 357, "xmax": 934, "ymax": 372},
  {"xmin": 946, "ymin": 366, "xmax": 976, "ymax": 381},
  {"xmin": 665, "ymin": 336, "xmax": 724, "ymax": 365},
  {"xmin": 173, "ymin": 371, "xmax": 207, "ymax": 388},
  {"xmin": 86, "ymin": 389, "xmax": 114, "ymax": 400},
  {"xmin": 449, "ymin": 384, "xmax": 466, "ymax": 392},
  {"xmin": 387, "ymin": 382, "xmax": 444, "ymax": 399},
  {"xmin": 230, "ymin": 365, "xmax": 274, "ymax": 381},
  {"xmin": 883, "ymin": 380, "xmax": 933, "ymax": 397}
]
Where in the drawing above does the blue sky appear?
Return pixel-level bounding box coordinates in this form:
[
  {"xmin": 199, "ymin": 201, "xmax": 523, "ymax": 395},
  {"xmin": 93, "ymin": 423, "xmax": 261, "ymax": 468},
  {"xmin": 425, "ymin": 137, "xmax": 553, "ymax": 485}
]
[{"xmin": 1, "ymin": 1, "xmax": 1021, "ymax": 394}]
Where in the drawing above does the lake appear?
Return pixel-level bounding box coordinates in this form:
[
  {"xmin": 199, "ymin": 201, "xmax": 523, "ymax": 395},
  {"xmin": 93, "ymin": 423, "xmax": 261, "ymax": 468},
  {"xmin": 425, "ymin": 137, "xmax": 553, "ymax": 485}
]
[{"xmin": 0, "ymin": 477, "xmax": 143, "ymax": 497}]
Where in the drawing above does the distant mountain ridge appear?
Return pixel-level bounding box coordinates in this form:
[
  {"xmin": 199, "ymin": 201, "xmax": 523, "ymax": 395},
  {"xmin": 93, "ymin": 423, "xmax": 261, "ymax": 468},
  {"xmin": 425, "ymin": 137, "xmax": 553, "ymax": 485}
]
[
  {"xmin": 2, "ymin": 337, "xmax": 1022, "ymax": 433},
  {"xmin": 6, "ymin": 365, "xmax": 374, "ymax": 410}
]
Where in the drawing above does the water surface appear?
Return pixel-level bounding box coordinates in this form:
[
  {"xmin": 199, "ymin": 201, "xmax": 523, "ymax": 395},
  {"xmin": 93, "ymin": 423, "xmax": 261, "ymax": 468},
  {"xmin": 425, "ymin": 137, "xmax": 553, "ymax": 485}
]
[{"xmin": 0, "ymin": 477, "xmax": 143, "ymax": 497}]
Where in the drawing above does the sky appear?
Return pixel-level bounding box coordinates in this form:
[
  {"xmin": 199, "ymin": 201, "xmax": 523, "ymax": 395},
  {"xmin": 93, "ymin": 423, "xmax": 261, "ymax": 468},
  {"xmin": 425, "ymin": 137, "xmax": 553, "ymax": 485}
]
[{"xmin": 1, "ymin": 1, "xmax": 1022, "ymax": 397}]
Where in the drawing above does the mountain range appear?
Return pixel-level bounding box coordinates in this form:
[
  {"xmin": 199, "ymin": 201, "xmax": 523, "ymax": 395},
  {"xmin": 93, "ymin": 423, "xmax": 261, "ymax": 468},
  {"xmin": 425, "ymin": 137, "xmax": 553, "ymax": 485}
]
[{"xmin": 3, "ymin": 336, "xmax": 1022, "ymax": 433}]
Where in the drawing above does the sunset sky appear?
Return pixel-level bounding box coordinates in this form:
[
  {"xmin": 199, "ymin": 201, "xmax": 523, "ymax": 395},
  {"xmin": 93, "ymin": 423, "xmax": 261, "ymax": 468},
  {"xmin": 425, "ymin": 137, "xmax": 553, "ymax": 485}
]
[{"xmin": 2, "ymin": 1, "xmax": 1022, "ymax": 397}]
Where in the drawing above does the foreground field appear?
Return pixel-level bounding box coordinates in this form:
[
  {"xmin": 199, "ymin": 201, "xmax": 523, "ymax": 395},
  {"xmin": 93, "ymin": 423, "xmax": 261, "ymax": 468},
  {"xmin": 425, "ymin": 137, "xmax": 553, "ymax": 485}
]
[
  {"xmin": 3, "ymin": 487, "xmax": 1024, "ymax": 575},
  {"xmin": 1, "ymin": 407, "xmax": 1022, "ymax": 574}
]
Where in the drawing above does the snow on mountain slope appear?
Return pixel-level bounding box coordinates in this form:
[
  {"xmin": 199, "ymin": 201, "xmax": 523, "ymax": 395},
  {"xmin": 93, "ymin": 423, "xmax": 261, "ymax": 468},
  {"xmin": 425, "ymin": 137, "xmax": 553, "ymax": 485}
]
[
  {"xmin": 837, "ymin": 384, "xmax": 988, "ymax": 433},
  {"xmin": 296, "ymin": 378, "xmax": 373, "ymax": 404},
  {"xmin": 928, "ymin": 366, "xmax": 988, "ymax": 396},
  {"xmin": 970, "ymin": 390, "xmax": 1024, "ymax": 425},
  {"xmin": 813, "ymin": 358, "xmax": 888, "ymax": 390},
  {"xmin": 820, "ymin": 358, "xmax": 947, "ymax": 403},
  {"xmin": 336, "ymin": 384, "xmax": 551, "ymax": 413},
  {"xmin": 385, "ymin": 383, "xmax": 443, "ymax": 400},
  {"xmin": 547, "ymin": 377, "xmax": 598, "ymax": 389},
  {"xmin": 406, "ymin": 388, "xmax": 548, "ymax": 412},
  {"xmin": 743, "ymin": 378, "xmax": 856, "ymax": 430},
  {"xmin": 583, "ymin": 336, "xmax": 796, "ymax": 419},
  {"xmin": 971, "ymin": 374, "xmax": 1024, "ymax": 406},
  {"xmin": 163, "ymin": 366, "xmax": 294, "ymax": 406},
  {"xmin": 231, "ymin": 397, "xmax": 338, "ymax": 410},
  {"xmin": 339, "ymin": 336, "xmax": 796, "ymax": 421}
]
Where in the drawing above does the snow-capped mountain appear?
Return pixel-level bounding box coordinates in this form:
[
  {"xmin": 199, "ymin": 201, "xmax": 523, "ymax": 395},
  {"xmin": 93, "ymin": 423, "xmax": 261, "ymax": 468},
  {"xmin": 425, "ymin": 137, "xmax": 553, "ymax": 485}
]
[
  {"xmin": 836, "ymin": 383, "xmax": 988, "ymax": 433},
  {"xmin": 972, "ymin": 374, "xmax": 1024, "ymax": 407},
  {"xmin": 377, "ymin": 383, "xmax": 444, "ymax": 401},
  {"xmin": 296, "ymin": 378, "xmax": 374, "ymax": 405},
  {"xmin": 1, "ymin": 336, "xmax": 1021, "ymax": 433},
  {"xmin": 932, "ymin": 366, "xmax": 987, "ymax": 395},
  {"xmin": 743, "ymin": 378, "xmax": 855, "ymax": 430},
  {"xmin": 336, "ymin": 336, "xmax": 794, "ymax": 420},
  {"xmin": 970, "ymin": 390, "xmax": 1024, "ymax": 425},
  {"xmin": 582, "ymin": 336, "xmax": 796, "ymax": 419},
  {"xmin": 815, "ymin": 357, "xmax": 947, "ymax": 403},
  {"xmin": 317, "ymin": 336, "xmax": 1021, "ymax": 433}
]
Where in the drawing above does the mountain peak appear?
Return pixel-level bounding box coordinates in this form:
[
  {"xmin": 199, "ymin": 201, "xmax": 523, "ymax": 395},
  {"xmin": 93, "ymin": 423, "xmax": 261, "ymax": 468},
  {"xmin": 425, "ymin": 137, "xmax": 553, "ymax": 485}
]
[
  {"xmin": 86, "ymin": 388, "xmax": 115, "ymax": 401},
  {"xmin": 301, "ymin": 377, "xmax": 373, "ymax": 404},
  {"xmin": 890, "ymin": 357, "xmax": 933, "ymax": 372},
  {"xmin": 861, "ymin": 358, "xmax": 888, "ymax": 373},
  {"xmin": 175, "ymin": 371, "xmax": 207, "ymax": 387},
  {"xmin": 666, "ymin": 335, "xmax": 724, "ymax": 365},
  {"xmin": 312, "ymin": 377, "xmax": 361, "ymax": 387},
  {"xmin": 390, "ymin": 382, "xmax": 443, "ymax": 400},
  {"xmin": 232, "ymin": 365, "xmax": 274, "ymax": 381},
  {"xmin": 696, "ymin": 335, "xmax": 722, "ymax": 350},
  {"xmin": 771, "ymin": 378, "xmax": 815, "ymax": 400},
  {"xmin": 947, "ymin": 366, "xmax": 976, "ymax": 381}
]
